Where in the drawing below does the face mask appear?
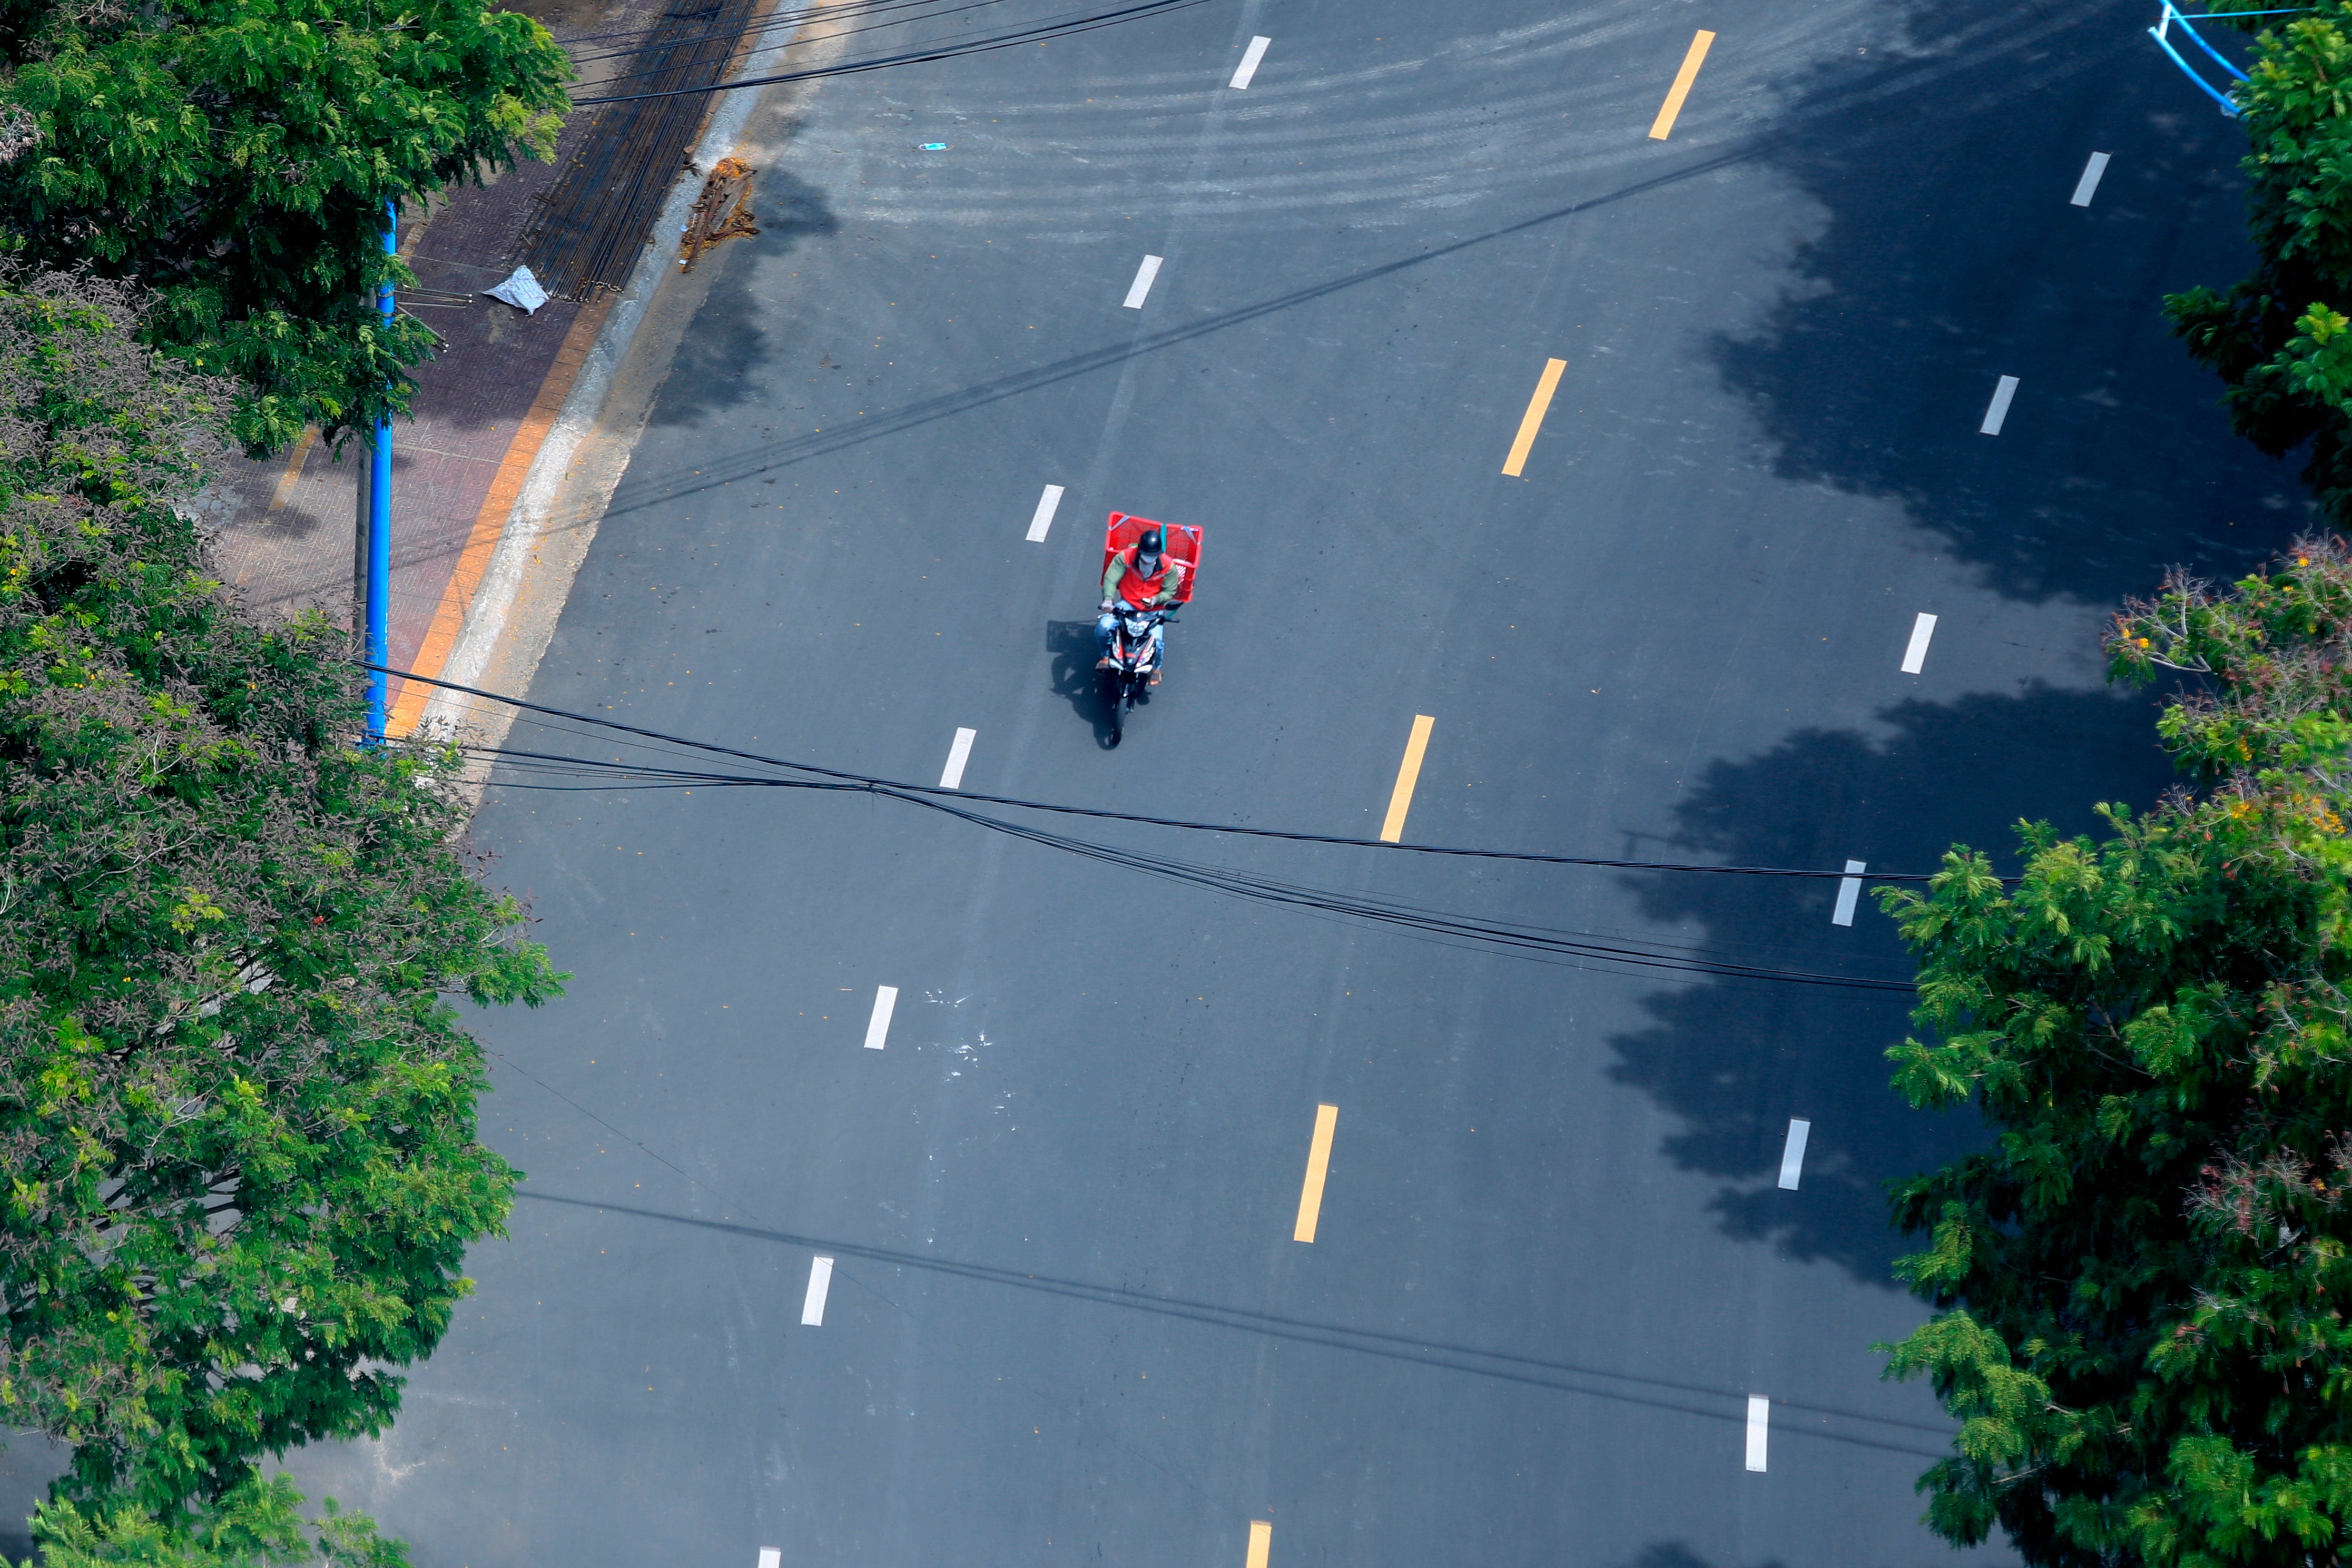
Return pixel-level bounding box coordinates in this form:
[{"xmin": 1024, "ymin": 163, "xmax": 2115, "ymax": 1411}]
[{"xmin": 1137, "ymin": 553, "xmax": 1161, "ymax": 574}]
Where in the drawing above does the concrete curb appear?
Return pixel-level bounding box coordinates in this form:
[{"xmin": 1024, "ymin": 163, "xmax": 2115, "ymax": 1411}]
[{"xmin": 418, "ymin": 78, "xmax": 775, "ymax": 738}]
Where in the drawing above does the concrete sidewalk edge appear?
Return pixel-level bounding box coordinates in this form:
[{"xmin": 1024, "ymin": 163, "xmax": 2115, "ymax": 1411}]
[
  {"xmin": 382, "ymin": 291, "xmax": 617, "ymax": 737},
  {"xmin": 411, "ymin": 76, "xmax": 773, "ymax": 742}
]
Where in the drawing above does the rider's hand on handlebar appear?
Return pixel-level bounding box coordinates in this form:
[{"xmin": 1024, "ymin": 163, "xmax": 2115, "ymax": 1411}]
[{"xmin": 1098, "ymin": 599, "xmax": 1114, "ymax": 612}]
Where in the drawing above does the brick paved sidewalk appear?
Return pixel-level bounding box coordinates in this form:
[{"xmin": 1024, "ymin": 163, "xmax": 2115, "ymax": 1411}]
[
  {"xmin": 200, "ymin": 0, "xmax": 790, "ymax": 733},
  {"xmin": 204, "ymin": 124, "xmax": 609, "ymax": 732}
]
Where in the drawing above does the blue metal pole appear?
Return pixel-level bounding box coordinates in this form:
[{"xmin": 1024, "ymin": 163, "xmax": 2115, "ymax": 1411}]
[
  {"xmin": 2171, "ymin": 0, "xmax": 2253, "ymax": 79},
  {"xmin": 2150, "ymin": 24, "xmax": 2245, "ymax": 112},
  {"xmin": 365, "ymin": 200, "xmax": 395, "ymax": 743}
]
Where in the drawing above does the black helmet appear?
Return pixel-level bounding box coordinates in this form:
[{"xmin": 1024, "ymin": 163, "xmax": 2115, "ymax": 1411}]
[{"xmin": 1138, "ymin": 528, "xmax": 1164, "ymax": 556}]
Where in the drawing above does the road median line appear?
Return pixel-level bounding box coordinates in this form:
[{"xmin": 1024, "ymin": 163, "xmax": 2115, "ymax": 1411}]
[
  {"xmin": 1502, "ymin": 359, "xmax": 1567, "ymax": 477},
  {"xmin": 1381, "ymin": 715, "xmax": 1438, "ymax": 842},
  {"xmin": 1649, "ymin": 30, "xmax": 1716, "ymax": 140},
  {"xmin": 1294, "ymin": 1103, "xmax": 1340, "ymax": 1242}
]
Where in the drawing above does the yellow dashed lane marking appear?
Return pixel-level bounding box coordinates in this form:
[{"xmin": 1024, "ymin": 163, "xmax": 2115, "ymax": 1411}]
[
  {"xmin": 1649, "ymin": 30, "xmax": 1716, "ymax": 140},
  {"xmin": 1294, "ymin": 1103, "xmax": 1340, "ymax": 1244},
  {"xmin": 1502, "ymin": 359, "xmax": 1568, "ymax": 478},
  {"xmin": 1381, "ymin": 715, "xmax": 1437, "ymax": 843}
]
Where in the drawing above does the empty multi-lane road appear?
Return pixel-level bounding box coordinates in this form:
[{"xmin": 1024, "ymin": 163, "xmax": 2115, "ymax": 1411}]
[{"xmin": 159, "ymin": 0, "xmax": 2299, "ymax": 1561}]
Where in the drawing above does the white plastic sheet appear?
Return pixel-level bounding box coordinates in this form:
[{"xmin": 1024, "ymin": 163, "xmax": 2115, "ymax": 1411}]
[{"xmin": 483, "ymin": 265, "xmax": 548, "ymax": 314}]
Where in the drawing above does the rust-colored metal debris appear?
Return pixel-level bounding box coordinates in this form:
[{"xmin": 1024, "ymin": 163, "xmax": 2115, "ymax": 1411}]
[
  {"xmin": 515, "ymin": 0, "xmax": 764, "ymax": 301},
  {"xmin": 680, "ymin": 156, "xmax": 760, "ymax": 271}
]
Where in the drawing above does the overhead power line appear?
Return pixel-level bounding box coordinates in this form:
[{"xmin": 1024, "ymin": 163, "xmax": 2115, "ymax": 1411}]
[
  {"xmin": 464, "ymin": 739, "xmax": 1920, "ymax": 991},
  {"xmin": 369, "ymin": 666, "xmax": 1932, "ymax": 992},
  {"xmin": 567, "ymin": 0, "xmax": 1216, "ymax": 104},
  {"xmin": 558, "ymin": 0, "xmax": 972, "ymax": 58},
  {"xmin": 370, "ymin": 663, "xmax": 1945, "ymax": 885},
  {"xmin": 567, "ymin": 0, "xmax": 1011, "ymax": 88}
]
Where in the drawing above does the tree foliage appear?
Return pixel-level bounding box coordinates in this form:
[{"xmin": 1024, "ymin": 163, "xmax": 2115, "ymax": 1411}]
[
  {"xmin": 0, "ymin": 0, "xmax": 569, "ymax": 453},
  {"xmin": 1878, "ymin": 537, "xmax": 2352, "ymax": 1565},
  {"xmin": 2167, "ymin": 1, "xmax": 2352, "ymax": 522},
  {"xmin": 19, "ymin": 1473, "xmax": 405, "ymax": 1567},
  {"xmin": 0, "ymin": 271, "xmax": 564, "ymax": 1514}
]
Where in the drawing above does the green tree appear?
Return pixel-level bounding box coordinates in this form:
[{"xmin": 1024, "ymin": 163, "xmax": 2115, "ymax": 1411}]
[
  {"xmin": 21, "ymin": 1473, "xmax": 405, "ymax": 1567},
  {"xmin": 0, "ymin": 0, "xmax": 569, "ymax": 455},
  {"xmin": 0, "ymin": 271, "xmax": 564, "ymax": 1514},
  {"xmin": 1876, "ymin": 538, "xmax": 2352, "ymax": 1565},
  {"xmin": 2167, "ymin": 1, "xmax": 2352, "ymax": 522}
]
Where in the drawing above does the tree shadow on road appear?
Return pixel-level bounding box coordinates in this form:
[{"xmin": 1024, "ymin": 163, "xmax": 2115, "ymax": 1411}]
[
  {"xmin": 1714, "ymin": 0, "xmax": 2298, "ymax": 603},
  {"xmin": 1616, "ymin": 1547, "xmax": 1787, "ymax": 1568},
  {"xmin": 1609, "ymin": 683, "xmax": 2181, "ymax": 1286}
]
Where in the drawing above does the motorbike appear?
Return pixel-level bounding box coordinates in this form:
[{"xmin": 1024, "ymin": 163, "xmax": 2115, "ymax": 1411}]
[
  {"xmin": 1094, "ymin": 511, "xmax": 1203, "ymax": 748},
  {"xmin": 1100, "ymin": 604, "xmax": 1177, "ymax": 746}
]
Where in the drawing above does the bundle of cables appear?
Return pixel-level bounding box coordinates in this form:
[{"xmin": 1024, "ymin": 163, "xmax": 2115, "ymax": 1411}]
[
  {"xmin": 567, "ymin": 0, "xmax": 1221, "ymax": 105},
  {"xmin": 386, "ymin": 666, "xmax": 1936, "ymax": 996}
]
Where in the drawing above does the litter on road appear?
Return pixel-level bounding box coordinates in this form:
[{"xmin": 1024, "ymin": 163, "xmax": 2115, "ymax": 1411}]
[{"xmin": 481, "ymin": 266, "xmax": 547, "ymax": 314}]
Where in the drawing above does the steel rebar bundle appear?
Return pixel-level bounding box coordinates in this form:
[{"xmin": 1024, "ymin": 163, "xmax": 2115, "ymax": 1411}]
[{"xmin": 518, "ymin": 0, "xmax": 765, "ymax": 300}]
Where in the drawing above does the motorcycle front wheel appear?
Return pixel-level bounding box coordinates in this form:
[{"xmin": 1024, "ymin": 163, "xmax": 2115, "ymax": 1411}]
[{"xmin": 1105, "ymin": 670, "xmax": 1126, "ymax": 745}]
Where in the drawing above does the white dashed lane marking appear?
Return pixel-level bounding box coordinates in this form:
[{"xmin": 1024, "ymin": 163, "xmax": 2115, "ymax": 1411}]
[
  {"xmin": 862, "ymin": 985, "xmax": 898, "ymax": 1051},
  {"xmin": 1777, "ymin": 1118, "xmax": 1810, "ymax": 1190},
  {"xmin": 941, "ymin": 727, "xmax": 977, "ymax": 789},
  {"xmin": 1026, "ymin": 484, "xmax": 1065, "ymax": 542},
  {"xmin": 800, "ymin": 1257, "xmax": 834, "ymax": 1325},
  {"xmin": 1123, "ymin": 255, "xmax": 1164, "ymax": 309},
  {"xmin": 1901, "ymin": 612, "xmax": 1937, "ymax": 674},
  {"xmin": 1231, "ymin": 35, "xmax": 1271, "ymax": 88},
  {"xmin": 2071, "ymin": 151, "xmax": 2111, "ymax": 206},
  {"xmin": 1980, "ymin": 374, "xmax": 2020, "ymax": 435},
  {"xmin": 1832, "ymin": 860, "xmax": 1866, "ymax": 926}
]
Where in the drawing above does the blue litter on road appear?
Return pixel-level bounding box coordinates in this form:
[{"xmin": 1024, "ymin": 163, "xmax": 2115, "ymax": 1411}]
[{"xmin": 920, "ymin": 143, "xmax": 948, "ymax": 150}]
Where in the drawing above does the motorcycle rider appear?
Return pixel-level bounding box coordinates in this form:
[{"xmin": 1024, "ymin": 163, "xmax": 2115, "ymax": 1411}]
[{"xmin": 1097, "ymin": 527, "xmax": 1186, "ymax": 683}]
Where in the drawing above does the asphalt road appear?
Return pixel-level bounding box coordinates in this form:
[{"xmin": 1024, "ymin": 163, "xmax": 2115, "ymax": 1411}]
[{"xmin": 227, "ymin": 0, "xmax": 2293, "ymax": 1562}]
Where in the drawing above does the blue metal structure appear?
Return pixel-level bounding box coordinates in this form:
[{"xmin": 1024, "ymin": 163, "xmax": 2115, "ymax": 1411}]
[
  {"xmin": 2151, "ymin": 1, "xmax": 2250, "ymax": 113},
  {"xmin": 2147, "ymin": 4, "xmax": 2310, "ymax": 114},
  {"xmin": 366, "ymin": 201, "xmax": 395, "ymax": 743}
]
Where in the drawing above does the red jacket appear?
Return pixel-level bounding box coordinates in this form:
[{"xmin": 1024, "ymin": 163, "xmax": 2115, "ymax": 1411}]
[{"xmin": 1104, "ymin": 546, "xmax": 1186, "ymax": 608}]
